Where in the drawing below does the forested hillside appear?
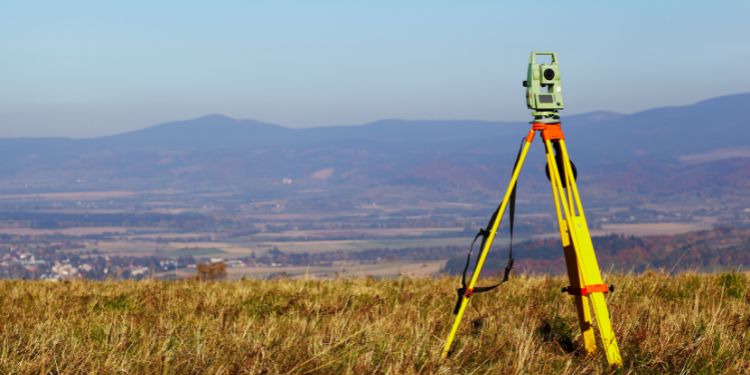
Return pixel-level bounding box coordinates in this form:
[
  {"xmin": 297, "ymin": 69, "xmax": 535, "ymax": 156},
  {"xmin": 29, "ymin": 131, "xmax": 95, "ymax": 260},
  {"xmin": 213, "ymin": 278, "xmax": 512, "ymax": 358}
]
[{"xmin": 444, "ymin": 226, "xmax": 750, "ymax": 275}]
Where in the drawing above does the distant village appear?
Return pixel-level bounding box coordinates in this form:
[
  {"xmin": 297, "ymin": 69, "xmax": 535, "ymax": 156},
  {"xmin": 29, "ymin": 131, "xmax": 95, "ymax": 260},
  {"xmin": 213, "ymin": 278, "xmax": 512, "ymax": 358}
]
[
  {"xmin": 0, "ymin": 244, "xmax": 459, "ymax": 281},
  {"xmin": 0, "ymin": 246, "xmax": 192, "ymax": 280}
]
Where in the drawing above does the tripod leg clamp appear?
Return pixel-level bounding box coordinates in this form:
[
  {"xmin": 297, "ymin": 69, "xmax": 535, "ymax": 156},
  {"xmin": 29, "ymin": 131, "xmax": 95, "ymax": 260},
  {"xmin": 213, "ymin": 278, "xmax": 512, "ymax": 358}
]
[{"xmin": 562, "ymin": 284, "xmax": 612, "ymax": 296}]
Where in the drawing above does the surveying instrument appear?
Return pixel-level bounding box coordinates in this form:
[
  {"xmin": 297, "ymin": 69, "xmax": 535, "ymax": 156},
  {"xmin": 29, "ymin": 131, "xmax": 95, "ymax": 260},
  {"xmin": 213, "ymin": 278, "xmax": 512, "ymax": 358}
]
[{"xmin": 441, "ymin": 52, "xmax": 622, "ymax": 366}]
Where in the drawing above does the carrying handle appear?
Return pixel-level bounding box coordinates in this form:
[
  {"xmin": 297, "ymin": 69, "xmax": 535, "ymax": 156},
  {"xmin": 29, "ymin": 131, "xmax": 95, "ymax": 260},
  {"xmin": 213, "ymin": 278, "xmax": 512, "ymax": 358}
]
[{"xmin": 530, "ymin": 51, "xmax": 558, "ymax": 64}]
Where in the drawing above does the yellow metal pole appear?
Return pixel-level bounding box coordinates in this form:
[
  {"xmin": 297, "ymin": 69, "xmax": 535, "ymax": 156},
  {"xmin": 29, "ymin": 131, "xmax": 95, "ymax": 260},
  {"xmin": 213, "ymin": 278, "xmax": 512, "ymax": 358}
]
[
  {"xmin": 440, "ymin": 130, "xmax": 535, "ymax": 359},
  {"xmin": 545, "ymin": 142, "xmax": 568, "ymax": 242},
  {"xmin": 558, "ymin": 140, "xmax": 622, "ymax": 366},
  {"xmin": 544, "ymin": 140, "xmax": 597, "ymax": 353},
  {"xmin": 543, "ymin": 139, "xmax": 582, "ymax": 273},
  {"xmin": 559, "ymin": 140, "xmax": 585, "ymax": 217},
  {"xmin": 561, "ymin": 153, "xmax": 577, "ymax": 216},
  {"xmin": 547, "ymin": 137, "xmax": 622, "ymax": 366}
]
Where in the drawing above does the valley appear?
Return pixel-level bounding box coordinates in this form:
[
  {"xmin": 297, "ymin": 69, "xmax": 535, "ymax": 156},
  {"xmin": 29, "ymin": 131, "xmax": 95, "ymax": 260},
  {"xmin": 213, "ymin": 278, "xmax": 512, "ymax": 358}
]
[{"xmin": 0, "ymin": 94, "xmax": 748, "ymax": 280}]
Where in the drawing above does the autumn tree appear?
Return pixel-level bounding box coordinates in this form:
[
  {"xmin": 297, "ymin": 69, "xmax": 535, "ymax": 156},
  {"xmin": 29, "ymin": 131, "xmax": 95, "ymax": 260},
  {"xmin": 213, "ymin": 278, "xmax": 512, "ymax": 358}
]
[{"xmin": 196, "ymin": 262, "xmax": 227, "ymax": 281}]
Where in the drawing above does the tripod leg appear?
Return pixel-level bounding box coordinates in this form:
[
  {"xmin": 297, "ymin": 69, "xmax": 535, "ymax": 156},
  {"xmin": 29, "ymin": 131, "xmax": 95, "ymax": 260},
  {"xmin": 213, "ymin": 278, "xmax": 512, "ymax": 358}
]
[
  {"xmin": 440, "ymin": 130, "xmax": 536, "ymax": 359},
  {"xmin": 558, "ymin": 140, "xmax": 622, "ymax": 366},
  {"xmin": 544, "ymin": 141, "xmax": 597, "ymax": 354},
  {"xmin": 546, "ymin": 139, "xmax": 622, "ymax": 366},
  {"xmin": 569, "ymin": 217, "xmax": 621, "ymax": 365},
  {"xmin": 563, "ymin": 244, "xmax": 597, "ymax": 353}
]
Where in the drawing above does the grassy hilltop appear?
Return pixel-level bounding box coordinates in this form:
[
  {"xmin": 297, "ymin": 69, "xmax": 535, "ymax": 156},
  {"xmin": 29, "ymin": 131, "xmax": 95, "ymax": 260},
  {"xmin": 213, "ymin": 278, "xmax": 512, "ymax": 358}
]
[{"xmin": 0, "ymin": 273, "xmax": 748, "ymax": 374}]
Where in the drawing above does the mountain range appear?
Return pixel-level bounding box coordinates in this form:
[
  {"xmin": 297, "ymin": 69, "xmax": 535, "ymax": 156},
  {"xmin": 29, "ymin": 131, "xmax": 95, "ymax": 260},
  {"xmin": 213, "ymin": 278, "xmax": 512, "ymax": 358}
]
[{"xmin": 0, "ymin": 93, "xmax": 748, "ymax": 200}]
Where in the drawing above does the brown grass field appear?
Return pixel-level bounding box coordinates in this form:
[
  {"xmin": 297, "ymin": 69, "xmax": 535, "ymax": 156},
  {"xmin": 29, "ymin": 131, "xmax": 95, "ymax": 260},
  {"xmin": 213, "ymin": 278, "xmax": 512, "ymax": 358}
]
[{"xmin": 0, "ymin": 272, "xmax": 748, "ymax": 374}]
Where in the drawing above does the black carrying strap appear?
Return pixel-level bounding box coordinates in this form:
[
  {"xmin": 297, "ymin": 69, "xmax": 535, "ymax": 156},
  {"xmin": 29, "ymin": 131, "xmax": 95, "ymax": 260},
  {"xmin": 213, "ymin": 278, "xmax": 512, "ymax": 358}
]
[{"xmin": 453, "ymin": 139, "xmax": 523, "ymax": 314}]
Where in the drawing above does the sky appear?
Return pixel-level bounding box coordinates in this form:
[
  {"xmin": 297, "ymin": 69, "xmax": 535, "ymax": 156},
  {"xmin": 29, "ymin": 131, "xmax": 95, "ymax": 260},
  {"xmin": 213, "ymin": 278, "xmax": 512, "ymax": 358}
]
[{"xmin": 1, "ymin": 1, "xmax": 749, "ymax": 137}]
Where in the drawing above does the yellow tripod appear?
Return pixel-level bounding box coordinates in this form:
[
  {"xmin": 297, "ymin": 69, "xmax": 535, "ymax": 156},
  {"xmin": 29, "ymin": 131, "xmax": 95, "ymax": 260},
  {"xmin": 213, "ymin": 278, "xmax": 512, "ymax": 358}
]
[{"xmin": 440, "ymin": 120, "xmax": 622, "ymax": 366}]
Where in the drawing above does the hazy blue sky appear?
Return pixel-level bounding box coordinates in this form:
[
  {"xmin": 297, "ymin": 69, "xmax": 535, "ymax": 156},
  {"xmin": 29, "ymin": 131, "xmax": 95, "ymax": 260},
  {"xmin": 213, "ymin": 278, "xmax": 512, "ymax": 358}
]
[{"xmin": 1, "ymin": 1, "xmax": 748, "ymax": 137}]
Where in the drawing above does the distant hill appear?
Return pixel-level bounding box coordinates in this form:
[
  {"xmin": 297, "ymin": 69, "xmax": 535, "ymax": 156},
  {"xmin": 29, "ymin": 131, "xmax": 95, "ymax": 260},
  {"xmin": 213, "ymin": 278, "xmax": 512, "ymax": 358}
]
[
  {"xmin": 96, "ymin": 115, "xmax": 294, "ymax": 150},
  {"xmin": 0, "ymin": 93, "xmax": 747, "ymax": 199}
]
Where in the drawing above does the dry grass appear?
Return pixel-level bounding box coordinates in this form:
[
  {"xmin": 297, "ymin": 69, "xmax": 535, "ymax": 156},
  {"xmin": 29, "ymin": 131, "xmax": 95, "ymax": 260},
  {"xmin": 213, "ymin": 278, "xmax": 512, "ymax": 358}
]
[{"xmin": 0, "ymin": 272, "xmax": 748, "ymax": 374}]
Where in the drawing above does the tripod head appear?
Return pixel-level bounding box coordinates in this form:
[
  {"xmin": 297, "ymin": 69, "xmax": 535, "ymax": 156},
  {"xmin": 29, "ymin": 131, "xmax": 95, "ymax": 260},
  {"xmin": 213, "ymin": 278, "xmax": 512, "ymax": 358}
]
[{"xmin": 523, "ymin": 52, "xmax": 564, "ymax": 121}]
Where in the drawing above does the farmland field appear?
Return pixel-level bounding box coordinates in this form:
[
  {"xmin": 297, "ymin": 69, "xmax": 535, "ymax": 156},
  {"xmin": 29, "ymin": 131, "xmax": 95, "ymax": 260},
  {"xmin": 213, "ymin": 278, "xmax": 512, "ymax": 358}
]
[
  {"xmin": 0, "ymin": 272, "xmax": 747, "ymax": 374},
  {"xmin": 592, "ymin": 219, "xmax": 718, "ymax": 237},
  {"xmin": 0, "ymin": 186, "xmax": 746, "ymax": 280}
]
